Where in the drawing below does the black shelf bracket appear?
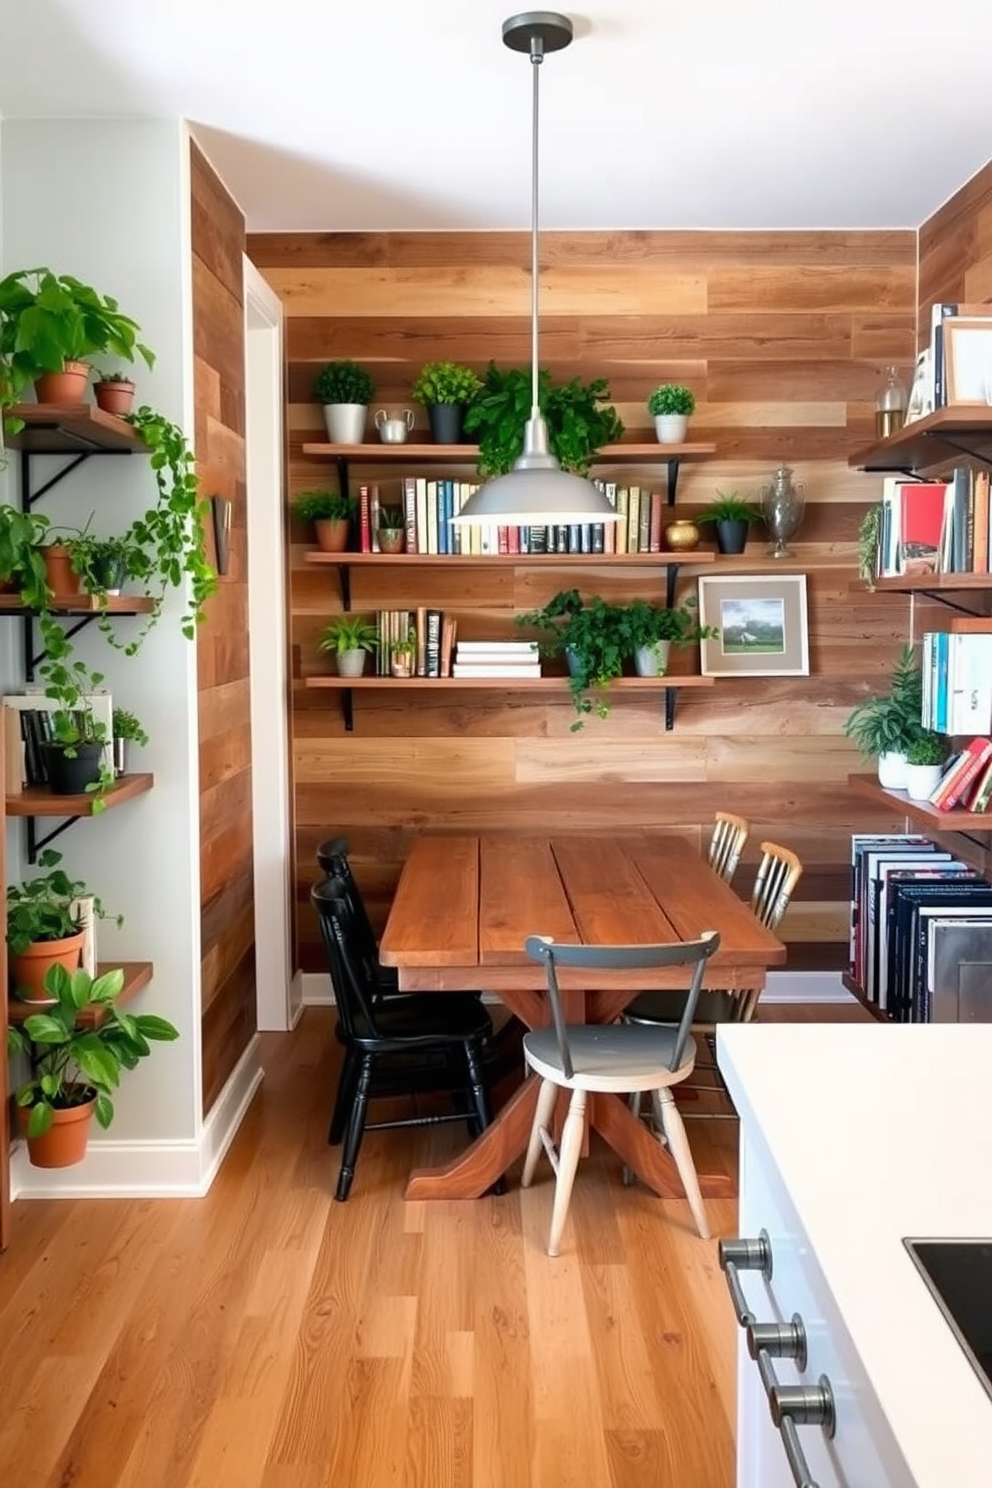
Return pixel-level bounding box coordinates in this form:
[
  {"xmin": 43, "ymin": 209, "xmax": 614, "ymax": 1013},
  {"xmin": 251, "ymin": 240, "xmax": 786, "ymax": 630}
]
[
  {"xmin": 25, "ymin": 814, "xmax": 80, "ymax": 864},
  {"xmin": 337, "ymin": 564, "xmax": 352, "ymax": 611},
  {"xmin": 665, "ymin": 457, "xmax": 682, "ymax": 506},
  {"xmin": 665, "ymin": 560, "xmax": 683, "ymax": 609},
  {"xmin": 664, "ymin": 687, "xmax": 678, "ymax": 731},
  {"xmin": 342, "ymin": 689, "xmax": 354, "ymax": 732},
  {"xmin": 913, "ymin": 589, "xmax": 992, "ymax": 617},
  {"xmin": 336, "ymin": 455, "xmax": 350, "ymax": 505},
  {"xmin": 20, "ymin": 448, "xmax": 92, "ymax": 508}
]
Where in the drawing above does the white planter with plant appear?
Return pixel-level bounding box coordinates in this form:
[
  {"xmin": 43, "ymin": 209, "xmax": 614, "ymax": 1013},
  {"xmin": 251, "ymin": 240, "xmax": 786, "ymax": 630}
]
[
  {"xmin": 313, "ymin": 359, "xmax": 376, "ymax": 445},
  {"xmin": 843, "ymin": 646, "xmax": 924, "ymax": 792},
  {"xmin": 905, "ymin": 731, "xmax": 949, "ymax": 801},
  {"xmin": 317, "ymin": 613, "xmax": 379, "ymax": 679},
  {"xmin": 625, "ymin": 596, "xmax": 717, "ymax": 678},
  {"xmin": 647, "ymin": 383, "xmax": 696, "ymax": 444}
]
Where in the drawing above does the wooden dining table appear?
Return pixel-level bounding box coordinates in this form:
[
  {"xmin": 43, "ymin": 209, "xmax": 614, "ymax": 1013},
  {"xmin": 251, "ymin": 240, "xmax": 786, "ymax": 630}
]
[{"xmin": 378, "ymin": 833, "xmax": 787, "ymax": 1201}]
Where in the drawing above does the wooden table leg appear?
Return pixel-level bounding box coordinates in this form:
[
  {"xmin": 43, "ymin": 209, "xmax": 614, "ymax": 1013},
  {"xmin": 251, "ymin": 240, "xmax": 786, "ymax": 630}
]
[
  {"xmin": 405, "ymin": 1074, "xmax": 539, "ymax": 1200},
  {"xmin": 589, "ymin": 1093, "xmax": 734, "ymax": 1200}
]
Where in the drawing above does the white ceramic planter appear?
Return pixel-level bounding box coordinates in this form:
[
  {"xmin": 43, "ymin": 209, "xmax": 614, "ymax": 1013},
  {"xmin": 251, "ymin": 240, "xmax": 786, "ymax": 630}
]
[
  {"xmin": 905, "ymin": 762, "xmax": 944, "ymax": 802},
  {"xmin": 633, "ymin": 641, "xmax": 671, "ymax": 677},
  {"xmin": 322, "ymin": 403, "xmax": 368, "ymax": 444},
  {"xmin": 877, "ymin": 750, "xmax": 909, "ymax": 790},
  {"xmin": 654, "ymin": 414, "xmax": 688, "ymax": 444},
  {"xmin": 336, "ymin": 648, "xmax": 367, "ymax": 678}
]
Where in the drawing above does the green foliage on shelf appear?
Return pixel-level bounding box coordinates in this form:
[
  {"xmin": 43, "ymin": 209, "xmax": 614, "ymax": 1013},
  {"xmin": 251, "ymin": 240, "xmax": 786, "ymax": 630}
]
[
  {"xmin": 647, "ymin": 383, "xmax": 696, "ymax": 417},
  {"xmin": 378, "ymin": 506, "xmax": 405, "ymax": 531},
  {"xmin": 6, "ymin": 849, "xmax": 118, "ymax": 953},
  {"xmin": 858, "ymin": 502, "xmax": 882, "ymax": 587},
  {"xmin": 293, "ymin": 488, "xmax": 353, "ymax": 523},
  {"xmin": 624, "ymin": 596, "xmax": 718, "ymax": 648},
  {"xmin": 463, "ymin": 364, "xmax": 624, "ymax": 477},
  {"xmin": 696, "ymin": 491, "xmax": 763, "ymax": 524},
  {"xmin": 906, "ymin": 731, "xmax": 949, "ymax": 767},
  {"xmin": 515, "ymin": 588, "xmax": 629, "ymax": 729},
  {"xmin": 843, "ymin": 645, "xmax": 925, "ymax": 759},
  {"xmin": 112, "ymin": 707, "xmax": 149, "ymax": 747},
  {"xmin": 410, "ymin": 361, "xmax": 483, "ymax": 407},
  {"xmin": 317, "ymin": 614, "xmax": 380, "ymax": 655},
  {"xmin": 313, "ymin": 360, "xmax": 376, "ymax": 406}
]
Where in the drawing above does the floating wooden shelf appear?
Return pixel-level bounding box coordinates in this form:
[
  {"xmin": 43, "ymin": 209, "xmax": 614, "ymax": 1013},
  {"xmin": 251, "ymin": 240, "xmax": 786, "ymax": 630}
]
[
  {"xmin": 847, "ymin": 773, "xmax": 992, "ymax": 833},
  {"xmin": 868, "ymin": 572, "xmax": 992, "ymax": 593},
  {"xmin": 841, "ymin": 972, "xmax": 890, "ymax": 1023},
  {"xmin": 300, "ymin": 440, "xmax": 717, "ymax": 462},
  {"xmin": 304, "ymin": 550, "xmax": 716, "ymax": 567},
  {"xmin": 6, "ymin": 772, "xmax": 154, "ymax": 818},
  {"xmin": 6, "ymin": 961, "xmax": 154, "ymax": 1027},
  {"xmin": 0, "ymin": 593, "xmax": 156, "ymax": 615},
  {"xmin": 5, "ymin": 403, "xmax": 146, "ymax": 454},
  {"xmin": 849, "ymin": 407, "xmax": 992, "ymax": 474},
  {"xmin": 305, "ymin": 675, "xmax": 715, "ymax": 692}
]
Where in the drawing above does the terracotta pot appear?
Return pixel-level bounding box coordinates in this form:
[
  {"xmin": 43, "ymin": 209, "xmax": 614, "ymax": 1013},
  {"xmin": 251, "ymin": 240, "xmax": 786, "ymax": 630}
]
[
  {"xmin": 313, "ymin": 518, "xmax": 350, "ymax": 553},
  {"xmin": 18, "ymin": 1093, "xmax": 95, "ymax": 1168},
  {"xmin": 42, "ymin": 543, "xmax": 82, "ymax": 597},
  {"xmin": 94, "ymin": 379, "xmax": 135, "ymax": 416},
  {"xmin": 34, "ymin": 361, "xmax": 90, "ymax": 405},
  {"xmin": 10, "ymin": 929, "xmax": 86, "ymax": 1003}
]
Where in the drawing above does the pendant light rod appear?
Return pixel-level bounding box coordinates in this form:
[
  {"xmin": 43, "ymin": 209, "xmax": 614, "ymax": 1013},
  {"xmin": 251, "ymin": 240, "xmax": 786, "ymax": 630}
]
[{"xmin": 529, "ymin": 34, "xmax": 542, "ymax": 419}]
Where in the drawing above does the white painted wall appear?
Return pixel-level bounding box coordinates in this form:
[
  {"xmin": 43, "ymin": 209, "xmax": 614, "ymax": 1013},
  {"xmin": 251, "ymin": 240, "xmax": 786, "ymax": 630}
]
[{"xmin": 1, "ymin": 120, "xmax": 204, "ymax": 1152}]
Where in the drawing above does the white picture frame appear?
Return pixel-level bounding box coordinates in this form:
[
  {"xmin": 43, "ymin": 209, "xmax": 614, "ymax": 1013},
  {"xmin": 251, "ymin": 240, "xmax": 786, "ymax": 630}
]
[{"xmin": 697, "ymin": 574, "xmax": 810, "ymax": 678}]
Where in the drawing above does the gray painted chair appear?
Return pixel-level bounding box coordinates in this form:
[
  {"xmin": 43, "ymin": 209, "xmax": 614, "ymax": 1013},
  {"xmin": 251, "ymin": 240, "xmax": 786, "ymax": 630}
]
[{"xmin": 520, "ymin": 931, "xmax": 720, "ymax": 1257}]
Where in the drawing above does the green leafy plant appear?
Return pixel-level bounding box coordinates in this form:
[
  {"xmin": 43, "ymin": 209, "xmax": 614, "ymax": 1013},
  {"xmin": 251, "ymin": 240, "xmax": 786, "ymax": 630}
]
[
  {"xmin": 293, "ymin": 488, "xmax": 354, "ymax": 524},
  {"xmin": 624, "ymin": 596, "xmax": 718, "ymax": 649},
  {"xmin": 858, "ymin": 502, "xmax": 882, "ymax": 587},
  {"xmin": 378, "ymin": 505, "xmax": 405, "ymax": 532},
  {"xmin": 0, "ymin": 504, "xmax": 51, "ymax": 603},
  {"xmin": 313, "ymin": 360, "xmax": 376, "ymax": 406},
  {"xmin": 390, "ymin": 626, "xmax": 417, "ymax": 658},
  {"xmin": 7, "ymin": 848, "xmax": 119, "ymax": 953},
  {"xmin": 0, "ymin": 267, "xmax": 154, "ymax": 432},
  {"xmin": 696, "ymin": 491, "xmax": 763, "ymax": 524},
  {"xmin": 516, "ymin": 588, "xmax": 628, "ymax": 728},
  {"xmin": 112, "ymin": 707, "xmax": 149, "ymax": 747},
  {"xmin": 907, "ymin": 731, "xmax": 949, "ymax": 767},
  {"xmin": 464, "ymin": 364, "xmax": 624, "ymax": 477},
  {"xmin": 647, "ymin": 384, "xmax": 696, "ymax": 417},
  {"xmin": 411, "ymin": 361, "xmax": 483, "ymax": 407},
  {"xmin": 843, "ymin": 645, "xmax": 924, "ymax": 759},
  {"xmin": 7, "ymin": 962, "xmax": 179, "ymax": 1137},
  {"xmin": 69, "ymin": 531, "xmax": 140, "ymax": 595},
  {"xmin": 92, "ymin": 369, "xmax": 134, "ymax": 385},
  {"xmin": 317, "ymin": 614, "xmax": 380, "ymax": 656}
]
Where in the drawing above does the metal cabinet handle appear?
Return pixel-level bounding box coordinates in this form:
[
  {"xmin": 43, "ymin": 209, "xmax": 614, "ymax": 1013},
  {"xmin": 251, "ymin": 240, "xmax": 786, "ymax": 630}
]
[
  {"xmin": 763, "ymin": 1370, "xmax": 835, "ymax": 1488},
  {"xmin": 718, "ymin": 1230, "xmax": 772, "ymax": 1325},
  {"xmin": 747, "ymin": 1313, "xmax": 807, "ymax": 1371}
]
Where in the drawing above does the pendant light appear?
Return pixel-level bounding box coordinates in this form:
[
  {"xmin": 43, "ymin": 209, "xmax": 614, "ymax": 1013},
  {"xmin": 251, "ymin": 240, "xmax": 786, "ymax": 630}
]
[{"xmin": 451, "ymin": 12, "xmax": 620, "ymax": 529}]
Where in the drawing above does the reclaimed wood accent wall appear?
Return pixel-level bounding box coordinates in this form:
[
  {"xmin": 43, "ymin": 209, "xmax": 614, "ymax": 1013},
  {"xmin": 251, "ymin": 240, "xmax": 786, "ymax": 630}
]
[
  {"xmin": 247, "ymin": 228, "xmax": 919, "ymax": 978},
  {"xmin": 191, "ymin": 143, "xmax": 256, "ymax": 1112}
]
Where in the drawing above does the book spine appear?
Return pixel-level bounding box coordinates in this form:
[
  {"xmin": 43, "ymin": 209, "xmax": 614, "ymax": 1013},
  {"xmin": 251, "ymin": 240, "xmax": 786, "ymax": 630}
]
[
  {"xmin": 358, "ymin": 485, "xmax": 372, "ymax": 554},
  {"xmin": 425, "ymin": 610, "xmax": 443, "ymax": 678},
  {"xmin": 403, "ymin": 476, "xmax": 418, "ymax": 555}
]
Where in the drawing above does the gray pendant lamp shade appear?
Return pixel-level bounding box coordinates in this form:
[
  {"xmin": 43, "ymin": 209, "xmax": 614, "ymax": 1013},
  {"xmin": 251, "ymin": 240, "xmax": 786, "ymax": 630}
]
[{"xmin": 451, "ymin": 12, "xmax": 620, "ymax": 530}]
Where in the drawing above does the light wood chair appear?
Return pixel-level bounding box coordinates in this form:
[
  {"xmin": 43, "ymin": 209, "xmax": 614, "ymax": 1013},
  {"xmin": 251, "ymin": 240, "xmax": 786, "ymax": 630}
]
[
  {"xmin": 708, "ymin": 811, "xmax": 750, "ymax": 886},
  {"xmin": 624, "ymin": 841, "xmax": 803, "ymax": 1118},
  {"xmin": 520, "ymin": 930, "xmax": 720, "ymax": 1256}
]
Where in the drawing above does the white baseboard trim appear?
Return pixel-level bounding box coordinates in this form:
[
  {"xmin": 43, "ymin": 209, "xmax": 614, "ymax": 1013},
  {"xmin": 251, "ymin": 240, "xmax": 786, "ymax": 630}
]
[
  {"xmin": 302, "ymin": 969, "xmax": 853, "ymax": 1007},
  {"xmin": 10, "ymin": 1036, "xmax": 265, "ymax": 1201}
]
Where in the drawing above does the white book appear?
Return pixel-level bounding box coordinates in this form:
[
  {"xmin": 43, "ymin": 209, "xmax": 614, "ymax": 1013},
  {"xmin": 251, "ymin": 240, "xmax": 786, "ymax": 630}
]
[
  {"xmin": 452, "ymin": 663, "xmax": 542, "ymax": 678},
  {"xmin": 456, "ymin": 640, "xmax": 538, "ymax": 654}
]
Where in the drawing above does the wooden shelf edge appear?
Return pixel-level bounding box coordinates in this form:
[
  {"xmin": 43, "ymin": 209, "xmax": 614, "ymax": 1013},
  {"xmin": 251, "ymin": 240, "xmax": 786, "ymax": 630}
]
[
  {"xmin": 847, "ymin": 773, "xmax": 992, "ymax": 832},
  {"xmin": 7, "ymin": 960, "xmax": 154, "ymax": 1026},
  {"xmin": 869, "ymin": 572, "xmax": 992, "ymax": 593},
  {"xmin": 5, "ymin": 403, "xmax": 146, "ymax": 453},
  {"xmin": 6, "ymin": 772, "xmax": 154, "ymax": 818},
  {"xmin": 0, "ymin": 594, "xmax": 157, "ymax": 615},
  {"xmin": 303, "ymin": 675, "xmax": 715, "ymax": 691},
  {"xmin": 300, "ymin": 440, "xmax": 717, "ymax": 461},
  {"xmin": 841, "ymin": 973, "xmax": 891, "ymax": 1022},
  {"xmin": 303, "ymin": 550, "xmax": 717, "ymax": 566},
  {"xmin": 848, "ymin": 407, "xmax": 992, "ymax": 472}
]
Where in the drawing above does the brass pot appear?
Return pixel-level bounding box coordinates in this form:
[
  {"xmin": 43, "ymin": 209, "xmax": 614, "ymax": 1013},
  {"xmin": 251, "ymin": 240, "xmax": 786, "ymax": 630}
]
[{"xmin": 664, "ymin": 519, "xmax": 701, "ymax": 552}]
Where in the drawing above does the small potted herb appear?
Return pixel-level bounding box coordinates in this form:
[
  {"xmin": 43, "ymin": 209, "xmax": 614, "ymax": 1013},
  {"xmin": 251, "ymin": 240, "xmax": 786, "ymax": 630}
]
[
  {"xmin": 92, "ymin": 369, "xmax": 136, "ymax": 416},
  {"xmin": 843, "ymin": 646, "xmax": 924, "ymax": 790},
  {"xmin": 646, "ymin": 383, "xmax": 696, "ymax": 444},
  {"xmin": 293, "ymin": 489, "xmax": 355, "ymax": 553},
  {"xmin": 905, "ymin": 731, "xmax": 949, "ymax": 802},
  {"xmin": 696, "ymin": 491, "xmax": 763, "ymax": 555},
  {"xmin": 410, "ymin": 361, "xmax": 483, "ymax": 444},
  {"xmin": 377, "ymin": 505, "xmax": 406, "ymax": 555},
  {"xmin": 624, "ymin": 596, "xmax": 718, "ymax": 677},
  {"xmin": 111, "ymin": 706, "xmax": 149, "ymax": 777},
  {"xmin": 317, "ymin": 613, "xmax": 380, "ymax": 677},
  {"xmin": 7, "ymin": 849, "xmax": 120, "ymax": 1004},
  {"xmin": 313, "ymin": 360, "xmax": 377, "ymax": 445},
  {"xmin": 389, "ymin": 626, "xmax": 417, "ymax": 678}
]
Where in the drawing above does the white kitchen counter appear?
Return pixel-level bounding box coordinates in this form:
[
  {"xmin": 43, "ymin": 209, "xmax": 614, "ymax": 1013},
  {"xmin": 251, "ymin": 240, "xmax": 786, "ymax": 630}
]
[{"xmin": 718, "ymin": 1023, "xmax": 992, "ymax": 1488}]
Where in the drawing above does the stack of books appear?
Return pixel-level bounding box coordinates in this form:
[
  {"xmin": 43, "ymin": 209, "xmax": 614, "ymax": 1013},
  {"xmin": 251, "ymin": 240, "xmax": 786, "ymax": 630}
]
[{"xmin": 451, "ymin": 640, "xmax": 541, "ymax": 679}]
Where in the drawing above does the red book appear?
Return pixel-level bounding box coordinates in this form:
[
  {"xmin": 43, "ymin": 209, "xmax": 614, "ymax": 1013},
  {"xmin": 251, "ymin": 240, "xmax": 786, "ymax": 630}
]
[
  {"xmin": 898, "ymin": 482, "xmax": 948, "ymax": 576},
  {"xmin": 648, "ymin": 490, "xmax": 663, "ymax": 553},
  {"xmin": 937, "ymin": 738, "xmax": 992, "ymax": 811},
  {"xmin": 358, "ymin": 484, "xmax": 372, "ymax": 553}
]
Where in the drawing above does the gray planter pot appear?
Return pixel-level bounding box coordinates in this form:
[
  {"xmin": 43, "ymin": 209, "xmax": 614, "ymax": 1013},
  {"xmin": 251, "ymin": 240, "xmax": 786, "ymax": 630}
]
[
  {"xmin": 336, "ymin": 648, "xmax": 368, "ymax": 678},
  {"xmin": 633, "ymin": 641, "xmax": 671, "ymax": 677},
  {"xmin": 322, "ymin": 404, "xmax": 368, "ymax": 444}
]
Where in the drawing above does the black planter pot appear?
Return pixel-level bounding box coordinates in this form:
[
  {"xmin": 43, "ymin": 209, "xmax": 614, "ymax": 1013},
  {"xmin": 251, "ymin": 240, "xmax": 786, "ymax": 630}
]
[
  {"xmin": 427, "ymin": 402, "xmax": 465, "ymax": 445},
  {"xmin": 42, "ymin": 742, "xmax": 103, "ymax": 795},
  {"xmin": 714, "ymin": 518, "xmax": 750, "ymax": 555},
  {"xmin": 90, "ymin": 555, "xmax": 127, "ymax": 594}
]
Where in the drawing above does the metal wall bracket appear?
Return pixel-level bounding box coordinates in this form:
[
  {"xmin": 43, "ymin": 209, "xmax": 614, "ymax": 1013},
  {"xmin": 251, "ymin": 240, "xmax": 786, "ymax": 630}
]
[{"xmin": 26, "ymin": 814, "xmax": 80, "ymax": 864}]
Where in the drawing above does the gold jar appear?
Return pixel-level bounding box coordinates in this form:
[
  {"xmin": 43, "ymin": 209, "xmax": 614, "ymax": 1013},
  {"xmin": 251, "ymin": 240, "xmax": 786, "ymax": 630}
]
[{"xmin": 664, "ymin": 519, "xmax": 701, "ymax": 552}]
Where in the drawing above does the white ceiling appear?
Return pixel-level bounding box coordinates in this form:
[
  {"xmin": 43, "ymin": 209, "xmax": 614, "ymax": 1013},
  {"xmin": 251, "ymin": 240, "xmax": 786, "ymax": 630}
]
[{"xmin": 2, "ymin": 0, "xmax": 991, "ymax": 234}]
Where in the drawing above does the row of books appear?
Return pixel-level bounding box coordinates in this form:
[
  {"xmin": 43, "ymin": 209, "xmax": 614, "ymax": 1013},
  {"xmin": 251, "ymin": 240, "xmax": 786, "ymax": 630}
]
[
  {"xmin": 356, "ymin": 479, "xmax": 673, "ymax": 557},
  {"xmin": 874, "ymin": 469, "xmax": 991, "ymax": 579},
  {"xmin": 925, "ymin": 737, "xmax": 992, "ymax": 813},
  {"xmin": 921, "ymin": 631, "xmax": 992, "ymax": 736},
  {"xmin": 371, "ymin": 608, "xmax": 453, "ymax": 678},
  {"xmin": 850, "ymin": 834, "xmax": 992, "ymax": 1021}
]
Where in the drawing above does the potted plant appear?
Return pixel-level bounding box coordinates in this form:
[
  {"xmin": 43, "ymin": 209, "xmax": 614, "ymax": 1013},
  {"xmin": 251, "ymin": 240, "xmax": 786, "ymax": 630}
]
[
  {"xmin": 7, "ymin": 848, "xmax": 120, "ymax": 1003},
  {"xmin": 858, "ymin": 502, "xmax": 882, "ymax": 589},
  {"xmin": 696, "ymin": 491, "xmax": 763, "ymax": 555},
  {"xmin": 313, "ymin": 360, "xmax": 377, "ymax": 445},
  {"xmin": 410, "ymin": 360, "xmax": 483, "ymax": 445},
  {"xmin": 317, "ymin": 613, "xmax": 380, "ymax": 678},
  {"xmin": 111, "ymin": 706, "xmax": 149, "ymax": 777},
  {"xmin": 843, "ymin": 645, "xmax": 924, "ymax": 790},
  {"xmin": 0, "ymin": 267, "xmax": 154, "ymax": 430},
  {"xmin": 516, "ymin": 588, "xmax": 628, "ymax": 728},
  {"xmin": 42, "ymin": 705, "xmax": 112, "ymax": 797},
  {"xmin": 905, "ymin": 731, "xmax": 950, "ymax": 802},
  {"xmin": 69, "ymin": 530, "xmax": 140, "ymax": 597},
  {"xmin": 464, "ymin": 364, "xmax": 624, "ymax": 477},
  {"xmin": 624, "ymin": 596, "xmax": 718, "ymax": 677},
  {"xmin": 7, "ymin": 962, "xmax": 179, "ymax": 1168},
  {"xmin": 390, "ymin": 626, "xmax": 417, "ymax": 678},
  {"xmin": 377, "ymin": 505, "xmax": 406, "ymax": 555},
  {"xmin": 293, "ymin": 488, "xmax": 355, "ymax": 554},
  {"xmin": 0, "ymin": 503, "xmax": 51, "ymax": 600},
  {"xmin": 647, "ymin": 383, "xmax": 696, "ymax": 444},
  {"xmin": 92, "ymin": 369, "xmax": 136, "ymax": 417}
]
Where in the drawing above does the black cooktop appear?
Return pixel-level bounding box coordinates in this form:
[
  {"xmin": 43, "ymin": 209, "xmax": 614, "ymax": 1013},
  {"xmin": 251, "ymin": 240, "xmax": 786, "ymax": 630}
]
[{"xmin": 904, "ymin": 1239, "xmax": 992, "ymax": 1402}]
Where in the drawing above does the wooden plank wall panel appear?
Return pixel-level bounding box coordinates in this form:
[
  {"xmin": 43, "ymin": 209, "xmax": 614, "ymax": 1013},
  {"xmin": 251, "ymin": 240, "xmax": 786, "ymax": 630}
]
[
  {"xmin": 248, "ymin": 228, "xmax": 918, "ymax": 977},
  {"xmin": 192, "ymin": 142, "xmax": 255, "ymax": 1114}
]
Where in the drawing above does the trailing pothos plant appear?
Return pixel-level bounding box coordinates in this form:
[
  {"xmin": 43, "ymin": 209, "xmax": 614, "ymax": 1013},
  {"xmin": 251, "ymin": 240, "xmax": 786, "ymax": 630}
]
[
  {"xmin": 516, "ymin": 588, "xmax": 631, "ymax": 729},
  {"xmin": 464, "ymin": 364, "xmax": 624, "ymax": 477}
]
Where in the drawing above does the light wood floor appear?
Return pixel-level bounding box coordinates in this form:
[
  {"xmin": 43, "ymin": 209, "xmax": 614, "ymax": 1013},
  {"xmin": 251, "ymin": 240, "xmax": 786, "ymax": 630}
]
[{"xmin": 0, "ymin": 1000, "xmax": 868, "ymax": 1488}]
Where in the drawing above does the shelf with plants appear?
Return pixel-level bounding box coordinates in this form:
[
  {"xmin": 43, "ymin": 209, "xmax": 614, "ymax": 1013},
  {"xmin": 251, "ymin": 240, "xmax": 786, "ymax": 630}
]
[
  {"xmin": 305, "ymin": 674, "xmax": 714, "ymax": 693},
  {"xmin": 6, "ymin": 772, "xmax": 155, "ymax": 862},
  {"xmin": 0, "ymin": 593, "xmax": 157, "ymax": 616},
  {"xmin": 847, "ymin": 773, "xmax": 992, "ymax": 833},
  {"xmin": 5, "ymin": 402, "xmax": 148, "ymax": 455},
  {"xmin": 6, "ymin": 959, "xmax": 153, "ymax": 1027}
]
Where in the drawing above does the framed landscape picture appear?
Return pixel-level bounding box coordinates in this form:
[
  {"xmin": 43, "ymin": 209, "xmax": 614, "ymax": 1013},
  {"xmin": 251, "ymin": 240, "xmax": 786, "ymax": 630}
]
[{"xmin": 697, "ymin": 574, "xmax": 810, "ymax": 678}]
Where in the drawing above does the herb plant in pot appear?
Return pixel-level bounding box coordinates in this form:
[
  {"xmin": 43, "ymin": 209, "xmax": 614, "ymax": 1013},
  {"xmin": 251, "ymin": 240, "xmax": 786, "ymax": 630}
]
[
  {"xmin": 92, "ymin": 369, "xmax": 136, "ymax": 416},
  {"xmin": 317, "ymin": 613, "xmax": 380, "ymax": 678},
  {"xmin": 696, "ymin": 492, "xmax": 763, "ymax": 555},
  {"xmin": 647, "ymin": 384, "xmax": 696, "ymax": 445},
  {"xmin": 313, "ymin": 360, "xmax": 377, "ymax": 445},
  {"xmin": 390, "ymin": 626, "xmax": 417, "ymax": 678},
  {"xmin": 411, "ymin": 360, "xmax": 483, "ymax": 445},
  {"xmin": 377, "ymin": 505, "xmax": 406, "ymax": 555},
  {"xmin": 7, "ymin": 963, "xmax": 179, "ymax": 1168},
  {"xmin": 905, "ymin": 731, "xmax": 949, "ymax": 803},
  {"xmin": 624, "ymin": 596, "xmax": 718, "ymax": 677},
  {"xmin": 111, "ymin": 706, "xmax": 148, "ymax": 777},
  {"xmin": 516, "ymin": 588, "xmax": 628, "ymax": 729},
  {"xmin": 7, "ymin": 849, "xmax": 119, "ymax": 1004},
  {"xmin": 843, "ymin": 646, "xmax": 924, "ymax": 790},
  {"xmin": 42, "ymin": 706, "xmax": 111, "ymax": 797},
  {"xmin": 293, "ymin": 488, "xmax": 354, "ymax": 554}
]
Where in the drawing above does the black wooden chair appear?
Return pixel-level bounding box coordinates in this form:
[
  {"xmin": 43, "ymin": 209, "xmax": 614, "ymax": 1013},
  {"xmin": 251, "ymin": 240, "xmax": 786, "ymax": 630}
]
[
  {"xmin": 316, "ymin": 836, "xmax": 399, "ymax": 996},
  {"xmin": 311, "ymin": 876, "xmax": 502, "ymax": 1201}
]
